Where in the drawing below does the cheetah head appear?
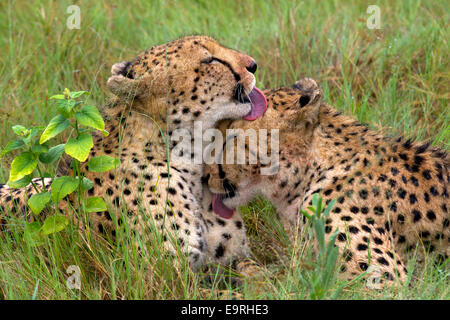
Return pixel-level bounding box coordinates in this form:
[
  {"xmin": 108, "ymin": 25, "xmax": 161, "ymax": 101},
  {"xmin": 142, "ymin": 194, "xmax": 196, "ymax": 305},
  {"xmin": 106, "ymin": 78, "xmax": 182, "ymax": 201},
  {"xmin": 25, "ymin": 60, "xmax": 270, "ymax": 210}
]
[
  {"xmin": 204, "ymin": 78, "xmax": 322, "ymax": 218},
  {"xmin": 107, "ymin": 35, "xmax": 267, "ymax": 130}
]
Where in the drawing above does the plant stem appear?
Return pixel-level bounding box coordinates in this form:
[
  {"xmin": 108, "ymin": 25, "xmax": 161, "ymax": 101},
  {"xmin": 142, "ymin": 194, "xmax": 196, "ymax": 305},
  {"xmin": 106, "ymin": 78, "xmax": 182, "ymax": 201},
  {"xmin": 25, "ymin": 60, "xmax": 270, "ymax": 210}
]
[
  {"xmin": 73, "ymin": 118, "xmax": 83, "ymax": 213},
  {"xmin": 35, "ymin": 163, "xmax": 46, "ymax": 192},
  {"xmin": 30, "ymin": 181, "xmax": 41, "ymax": 194}
]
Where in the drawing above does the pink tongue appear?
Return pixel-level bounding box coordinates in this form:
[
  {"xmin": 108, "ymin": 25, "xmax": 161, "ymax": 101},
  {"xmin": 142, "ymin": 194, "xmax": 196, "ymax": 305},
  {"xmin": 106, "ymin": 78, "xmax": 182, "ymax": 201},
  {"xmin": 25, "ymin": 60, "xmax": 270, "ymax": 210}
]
[
  {"xmin": 243, "ymin": 87, "xmax": 268, "ymax": 120},
  {"xmin": 212, "ymin": 194, "xmax": 234, "ymax": 219}
]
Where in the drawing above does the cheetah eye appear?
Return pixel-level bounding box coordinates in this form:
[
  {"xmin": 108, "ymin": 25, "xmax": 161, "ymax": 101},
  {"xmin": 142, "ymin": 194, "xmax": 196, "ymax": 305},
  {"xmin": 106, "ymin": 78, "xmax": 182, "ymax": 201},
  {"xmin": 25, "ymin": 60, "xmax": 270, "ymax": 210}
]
[
  {"xmin": 200, "ymin": 57, "xmax": 220, "ymax": 65},
  {"xmin": 201, "ymin": 57, "xmax": 213, "ymax": 64}
]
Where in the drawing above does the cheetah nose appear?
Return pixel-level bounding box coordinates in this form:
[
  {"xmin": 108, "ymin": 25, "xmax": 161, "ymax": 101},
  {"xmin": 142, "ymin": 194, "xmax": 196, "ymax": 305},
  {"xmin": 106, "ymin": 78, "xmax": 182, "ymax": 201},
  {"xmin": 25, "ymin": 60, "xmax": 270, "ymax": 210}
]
[{"xmin": 246, "ymin": 61, "xmax": 257, "ymax": 74}]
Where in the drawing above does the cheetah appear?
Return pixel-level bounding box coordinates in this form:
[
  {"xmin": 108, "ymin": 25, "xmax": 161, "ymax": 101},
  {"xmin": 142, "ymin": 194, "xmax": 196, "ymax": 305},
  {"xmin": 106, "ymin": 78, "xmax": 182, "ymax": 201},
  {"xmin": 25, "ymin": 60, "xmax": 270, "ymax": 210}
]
[
  {"xmin": 0, "ymin": 36, "xmax": 267, "ymax": 270},
  {"xmin": 204, "ymin": 78, "xmax": 449, "ymax": 286}
]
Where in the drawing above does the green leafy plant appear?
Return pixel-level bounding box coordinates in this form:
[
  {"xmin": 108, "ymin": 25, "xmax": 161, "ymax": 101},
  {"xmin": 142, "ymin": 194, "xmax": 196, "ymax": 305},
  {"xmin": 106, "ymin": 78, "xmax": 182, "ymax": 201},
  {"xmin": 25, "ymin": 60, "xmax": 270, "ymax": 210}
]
[
  {"xmin": 1, "ymin": 88, "xmax": 118, "ymax": 244},
  {"xmin": 300, "ymin": 194, "xmax": 378, "ymax": 298},
  {"xmin": 300, "ymin": 194, "xmax": 342, "ymax": 299}
]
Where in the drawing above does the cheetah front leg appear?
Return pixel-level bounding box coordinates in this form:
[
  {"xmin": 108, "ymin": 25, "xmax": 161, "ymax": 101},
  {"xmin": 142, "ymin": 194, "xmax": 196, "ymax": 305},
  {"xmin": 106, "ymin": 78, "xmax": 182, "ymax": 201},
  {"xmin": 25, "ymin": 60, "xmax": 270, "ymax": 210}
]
[{"xmin": 110, "ymin": 170, "xmax": 211, "ymax": 271}]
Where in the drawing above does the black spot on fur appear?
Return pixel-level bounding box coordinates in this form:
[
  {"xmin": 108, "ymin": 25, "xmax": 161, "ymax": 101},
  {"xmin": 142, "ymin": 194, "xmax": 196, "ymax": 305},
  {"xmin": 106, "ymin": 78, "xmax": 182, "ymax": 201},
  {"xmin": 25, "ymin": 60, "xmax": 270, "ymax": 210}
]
[
  {"xmin": 412, "ymin": 209, "xmax": 422, "ymax": 222},
  {"xmin": 215, "ymin": 243, "xmax": 225, "ymax": 258}
]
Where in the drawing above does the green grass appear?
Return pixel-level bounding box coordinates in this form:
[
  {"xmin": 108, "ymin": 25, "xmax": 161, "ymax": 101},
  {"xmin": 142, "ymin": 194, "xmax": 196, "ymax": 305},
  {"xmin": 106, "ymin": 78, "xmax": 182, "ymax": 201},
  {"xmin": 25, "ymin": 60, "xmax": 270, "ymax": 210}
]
[{"xmin": 0, "ymin": 0, "xmax": 448, "ymax": 299}]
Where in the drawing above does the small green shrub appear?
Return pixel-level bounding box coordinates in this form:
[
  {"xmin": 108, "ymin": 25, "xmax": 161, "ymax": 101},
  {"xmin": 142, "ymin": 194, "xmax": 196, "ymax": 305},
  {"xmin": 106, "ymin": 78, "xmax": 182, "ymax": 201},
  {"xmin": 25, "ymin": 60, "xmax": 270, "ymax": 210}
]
[
  {"xmin": 300, "ymin": 194, "xmax": 375, "ymax": 299},
  {"xmin": 1, "ymin": 88, "xmax": 119, "ymax": 244},
  {"xmin": 300, "ymin": 194, "xmax": 343, "ymax": 299}
]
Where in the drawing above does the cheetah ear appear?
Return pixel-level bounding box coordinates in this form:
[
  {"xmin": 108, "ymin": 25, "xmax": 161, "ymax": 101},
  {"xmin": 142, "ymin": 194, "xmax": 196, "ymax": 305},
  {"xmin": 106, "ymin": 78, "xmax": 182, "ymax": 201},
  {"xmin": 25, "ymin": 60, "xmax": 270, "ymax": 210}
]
[
  {"xmin": 292, "ymin": 77, "xmax": 322, "ymax": 108},
  {"xmin": 290, "ymin": 78, "xmax": 323, "ymax": 127},
  {"xmin": 111, "ymin": 61, "xmax": 133, "ymax": 78}
]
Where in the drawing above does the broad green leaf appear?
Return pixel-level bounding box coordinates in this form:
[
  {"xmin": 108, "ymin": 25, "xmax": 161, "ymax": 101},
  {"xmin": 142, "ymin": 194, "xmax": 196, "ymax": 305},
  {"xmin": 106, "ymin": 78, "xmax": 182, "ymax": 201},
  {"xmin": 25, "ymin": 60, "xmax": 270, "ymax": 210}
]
[
  {"xmin": 12, "ymin": 125, "xmax": 28, "ymax": 136},
  {"xmin": 7, "ymin": 174, "xmax": 32, "ymax": 188},
  {"xmin": 70, "ymin": 91, "xmax": 89, "ymax": 98},
  {"xmin": 1, "ymin": 139, "xmax": 25, "ymax": 157},
  {"xmin": 41, "ymin": 214, "xmax": 69, "ymax": 235},
  {"xmin": 28, "ymin": 192, "xmax": 51, "ymax": 215},
  {"xmin": 87, "ymin": 155, "xmax": 119, "ymax": 172},
  {"xmin": 49, "ymin": 94, "xmax": 65, "ymax": 100},
  {"xmin": 85, "ymin": 197, "xmax": 106, "ymax": 213},
  {"xmin": 39, "ymin": 144, "xmax": 65, "ymax": 164},
  {"xmin": 24, "ymin": 222, "xmax": 45, "ymax": 246},
  {"xmin": 31, "ymin": 143, "xmax": 49, "ymax": 155},
  {"xmin": 51, "ymin": 176, "xmax": 78, "ymax": 203},
  {"xmin": 23, "ymin": 127, "xmax": 45, "ymax": 146},
  {"xmin": 40, "ymin": 115, "xmax": 70, "ymax": 144},
  {"xmin": 9, "ymin": 152, "xmax": 38, "ymax": 182},
  {"xmin": 55, "ymin": 99, "xmax": 76, "ymax": 118},
  {"xmin": 64, "ymin": 133, "xmax": 93, "ymax": 162},
  {"xmin": 78, "ymin": 177, "xmax": 93, "ymax": 191},
  {"xmin": 75, "ymin": 105, "xmax": 105, "ymax": 131}
]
